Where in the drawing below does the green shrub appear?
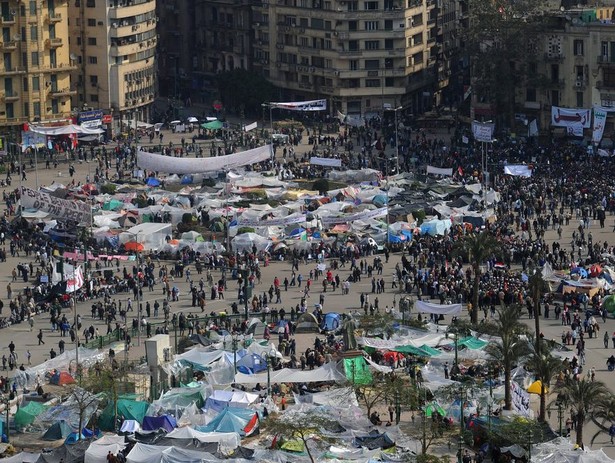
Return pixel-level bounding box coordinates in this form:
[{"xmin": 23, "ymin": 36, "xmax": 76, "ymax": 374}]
[
  {"xmin": 100, "ymin": 183, "xmax": 117, "ymax": 195},
  {"xmin": 237, "ymin": 227, "xmax": 255, "ymax": 234}
]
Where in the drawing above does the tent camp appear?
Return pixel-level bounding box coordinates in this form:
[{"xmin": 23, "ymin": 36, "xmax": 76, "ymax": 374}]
[
  {"xmin": 14, "ymin": 401, "xmax": 47, "ymax": 429},
  {"xmin": 84, "ymin": 435, "xmax": 126, "ymax": 463},
  {"xmin": 295, "ymin": 312, "xmax": 320, "ymax": 333},
  {"xmin": 42, "ymin": 420, "xmax": 73, "ymax": 440},
  {"xmin": 204, "ymin": 390, "xmax": 260, "ymax": 412}
]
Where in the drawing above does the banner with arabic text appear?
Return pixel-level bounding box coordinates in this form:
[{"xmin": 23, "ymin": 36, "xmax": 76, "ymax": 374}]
[
  {"xmin": 551, "ymin": 106, "xmax": 591, "ymax": 128},
  {"xmin": 471, "ymin": 121, "xmax": 495, "ymax": 142},
  {"xmin": 21, "ymin": 187, "xmax": 91, "ymax": 224},
  {"xmin": 321, "ymin": 207, "xmax": 387, "ymax": 225},
  {"xmin": 270, "ymin": 99, "xmax": 327, "ymax": 111},
  {"xmin": 592, "ymin": 106, "xmax": 608, "ymax": 144}
]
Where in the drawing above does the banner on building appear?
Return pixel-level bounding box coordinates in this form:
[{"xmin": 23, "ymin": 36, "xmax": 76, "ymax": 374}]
[
  {"xmin": 243, "ymin": 122, "xmax": 257, "ymax": 132},
  {"xmin": 567, "ymin": 125, "xmax": 584, "ymax": 137},
  {"xmin": 310, "ymin": 157, "xmax": 342, "ymax": 167},
  {"xmin": 551, "ymin": 106, "xmax": 591, "ymax": 128},
  {"xmin": 503, "ymin": 165, "xmax": 532, "ymax": 177},
  {"xmin": 471, "ymin": 121, "xmax": 495, "ymax": 142},
  {"xmin": 270, "ymin": 99, "xmax": 327, "ymax": 111},
  {"xmin": 528, "ymin": 119, "xmax": 539, "ymax": 137},
  {"xmin": 137, "ymin": 145, "xmax": 271, "ymax": 174},
  {"xmin": 426, "ymin": 165, "xmax": 454, "ymax": 176},
  {"xmin": 321, "ymin": 207, "xmax": 387, "ymax": 225},
  {"xmin": 21, "ymin": 187, "xmax": 91, "ymax": 224},
  {"xmin": 592, "ymin": 106, "xmax": 608, "ymax": 144}
]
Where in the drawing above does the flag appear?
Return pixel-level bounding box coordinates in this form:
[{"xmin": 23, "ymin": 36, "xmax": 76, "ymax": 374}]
[
  {"xmin": 270, "ymin": 434, "xmax": 278, "ymax": 449},
  {"xmin": 66, "ymin": 266, "xmax": 84, "ymax": 293},
  {"xmin": 244, "ymin": 413, "xmax": 260, "ymax": 437},
  {"xmin": 458, "ymin": 166, "xmax": 464, "ymax": 176}
]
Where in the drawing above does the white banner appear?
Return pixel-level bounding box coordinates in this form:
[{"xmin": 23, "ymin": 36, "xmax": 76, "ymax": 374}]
[
  {"xmin": 415, "ymin": 300, "xmax": 462, "ymax": 316},
  {"xmin": 21, "ymin": 187, "xmax": 91, "ymax": 224},
  {"xmin": 237, "ymin": 214, "xmax": 306, "ymax": 227},
  {"xmin": 243, "ymin": 122, "xmax": 257, "ymax": 132},
  {"xmin": 321, "ymin": 207, "xmax": 387, "ymax": 225},
  {"xmin": 471, "ymin": 121, "xmax": 494, "ymax": 142},
  {"xmin": 270, "ymin": 99, "xmax": 327, "ymax": 111},
  {"xmin": 503, "ymin": 165, "xmax": 532, "ymax": 177},
  {"xmin": 137, "ymin": 145, "xmax": 271, "ymax": 174},
  {"xmin": 551, "ymin": 106, "xmax": 591, "ymax": 128},
  {"xmin": 528, "ymin": 119, "xmax": 538, "ymax": 137},
  {"xmin": 592, "ymin": 106, "xmax": 608, "ymax": 144},
  {"xmin": 511, "ymin": 381, "xmax": 531, "ymax": 416},
  {"xmin": 310, "ymin": 157, "xmax": 342, "ymax": 167},
  {"xmin": 566, "ymin": 125, "xmax": 584, "ymax": 137},
  {"xmin": 426, "ymin": 165, "xmax": 453, "ymax": 176},
  {"xmin": 51, "ymin": 259, "xmax": 84, "ymax": 292}
]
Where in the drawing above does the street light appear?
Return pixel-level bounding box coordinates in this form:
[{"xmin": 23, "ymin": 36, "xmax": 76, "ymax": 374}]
[
  {"xmin": 231, "ymin": 332, "xmax": 240, "ymax": 374},
  {"xmin": 241, "ymin": 266, "xmax": 249, "ymax": 321},
  {"xmin": 390, "ymin": 106, "xmax": 402, "ymax": 175},
  {"xmin": 266, "ymin": 347, "xmax": 277, "ymax": 396},
  {"xmin": 547, "ymin": 400, "xmax": 564, "ymax": 436}
]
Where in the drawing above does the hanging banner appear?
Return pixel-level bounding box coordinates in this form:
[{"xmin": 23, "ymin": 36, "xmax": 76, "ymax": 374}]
[
  {"xmin": 511, "ymin": 381, "xmax": 531, "ymax": 416},
  {"xmin": 528, "ymin": 119, "xmax": 539, "ymax": 137},
  {"xmin": 237, "ymin": 214, "xmax": 306, "ymax": 227},
  {"xmin": 415, "ymin": 300, "xmax": 462, "ymax": 315},
  {"xmin": 592, "ymin": 106, "xmax": 608, "ymax": 144},
  {"xmin": 310, "ymin": 157, "xmax": 342, "ymax": 167},
  {"xmin": 321, "ymin": 207, "xmax": 387, "ymax": 225},
  {"xmin": 21, "ymin": 187, "xmax": 91, "ymax": 224},
  {"xmin": 243, "ymin": 122, "xmax": 258, "ymax": 132},
  {"xmin": 551, "ymin": 106, "xmax": 591, "ymax": 128},
  {"xmin": 471, "ymin": 121, "xmax": 495, "ymax": 142},
  {"xmin": 426, "ymin": 165, "xmax": 453, "ymax": 176},
  {"xmin": 270, "ymin": 99, "xmax": 327, "ymax": 111},
  {"xmin": 137, "ymin": 145, "xmax": 271, "ymax": 174},
  {"xmin": 503, "ymin": 165, "xmax": 532, "ymax": 177},
  {"xmin": 566, "ymin": 125, "xmax": 584, "ymax": 137}
]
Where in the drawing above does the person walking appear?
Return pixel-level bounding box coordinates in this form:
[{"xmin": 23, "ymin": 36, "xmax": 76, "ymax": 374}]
[{"xmin": 37, "ymin": 329, "xmax": 45, "ymax": 345}]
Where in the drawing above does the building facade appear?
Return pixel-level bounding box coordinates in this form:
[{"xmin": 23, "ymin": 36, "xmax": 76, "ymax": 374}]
[
  {"xmin": 68, "ymin": 0, "xmax": 157, "ymax": 129},
  {"xmin": 0, "ymin": 0, "xmax": 75, "ymax": 136}
]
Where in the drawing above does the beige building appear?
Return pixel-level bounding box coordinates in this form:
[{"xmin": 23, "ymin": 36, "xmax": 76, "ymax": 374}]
[
  {"xmin": 251, "ymin": 0, "xmax": 463, "ymax": 116},
  {"xmin": 68, "ymin": 0, "xmax": 157, "ymax": 129},
  {"xmin": 0, "ymin": 0, "xmax": 75, "ymax": 137}
]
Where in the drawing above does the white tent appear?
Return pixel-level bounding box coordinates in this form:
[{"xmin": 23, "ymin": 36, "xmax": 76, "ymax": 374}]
[
  {"xmin": 166, "ymin": 427, "xmax": 240, "ymax": 448},
  {"xmin": 126, "ymin": 443, "xmax": 221, "ymax": 463},
  {"xmin": 119, "ymin": 223, "xmax": 172, "ymax": 251},
  {"xmin": 234, "ymin": 361, "xmax": 346, "ymax": 384},
  {"xmin": 204, "ymin": 390, "xmax": 259, "ymax": 411},
  {"xmin": 85, "ymin": 435, "xmax": 126, "ymax": 463},
  {"xmin": 231, "ymin": 232, "xmax": 272, "ymax": 253}
]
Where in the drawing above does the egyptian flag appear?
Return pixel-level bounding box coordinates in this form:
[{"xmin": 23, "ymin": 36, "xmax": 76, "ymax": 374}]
[
  {"xmin": 494, "ymin": 262, "xmax": 506, "ymax": 269},
  {"xmin": 244, "ymin": 413, "xmax": 260, "ymax": 437}
]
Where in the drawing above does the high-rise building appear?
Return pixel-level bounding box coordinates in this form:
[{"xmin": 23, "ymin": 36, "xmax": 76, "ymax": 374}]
[
  {"xmin": 68, "ymin": 0, "xmax": 157, "ymax": 129},
  {"xmin": 0, "ymin": 0, "xmax": 75, "ymax": 138}
]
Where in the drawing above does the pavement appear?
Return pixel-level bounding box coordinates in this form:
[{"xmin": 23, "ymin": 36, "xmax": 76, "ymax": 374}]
[{"xmin": 2, "ymin": 121, "xmax": 615, "ymax": 456}]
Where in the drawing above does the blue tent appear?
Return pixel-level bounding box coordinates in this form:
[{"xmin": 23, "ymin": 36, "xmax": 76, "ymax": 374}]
[
  {"xmin": 142, "ymin": 415, "xmax": 177, "ymax": 432},
  {"xmin": 146, "ymin": 177, "xmax": 161, "ymax": 187},
  {"xmin": 571, "ymin": 267, "xmax": 589, "ymax": 278},
  {"xmin": 181, "ymin": 175, "xmax": 194, "ymax": 184},
  {"xmin": 321, "ymin": 312, "xmax": 341, "ymax": 332},
  {"xmin": 372, "ymin": 194, "xmax": 388, "ymax": 207},
  {"xmin": 289, "ymin": 227, "xmax": 305, "ymax": 237},
  {"xmin": 196, "ymin": 407, "xmax": 256, "ymax": 435}
]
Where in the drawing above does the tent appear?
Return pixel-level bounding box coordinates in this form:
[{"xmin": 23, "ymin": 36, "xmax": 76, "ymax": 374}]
[
  {"xmin": 102, "ymin": 199, "xmax": 124, "ymax": 211},
  {"xmin": 126, "ymin": 443, "xmax": 221, "ymax": 463},
  {"xmin": 43, "ymin": 420, "xmax": 73, "ymax": 440},
  {"xmin": 204, "ymin": 390, "xmax": 260, "ymax": 412},
  {"xmin": 145, "ymin": 177, "xmax": 161, "ymax": 187},
  {"xmin": 49, "ymin": 371, "xmax": 76, "ymax": 386},
  {"xmin": 420, "ymin": 219, "xmax": 452, "ymax": 236},
  {"xmin": 603, "ymin": 294, "xmax": 615, "ymax": 313},
  {"xmin": 142, "ymin": 415, "xmax": 177, "ymax": 432},
  {"xmin": 295, "ymin": 312, "xmax": 320, "ymax": 333},
  {"xmin": 321, "ymin": 312, "xmax": 341, "ymax": 332},
  {"xmin": 201, "ymin": 120, "xmax": 224, "ymax": 130},
  {"xmin": 166, "ymin": 427, "xmax": 240, "ymax": 448},
  {"xmin": 352, "ymin": 431, "xmax": 395, "ymax": 450},
  {"xmin": 527, "ymin": 380, "xmax": 548, "ymax": 395},
  {"xmin": 14, "ymin": 401, "xmax": 47, "ymax": 428},
  {"xmin": 84, "ymin": 435, "xmax": 126, "ymax": 463},
  {"xmin": 120, "ymin": 420, "xmax": 141, "ymax": 433},
  {"xmin": 246, "ymin": 318, "xmax": 266, "ymax": 337},
  {"xmin": 99, "ymin": 399, "xmax": 150, "ymax": 431},
  {"xmin": 196, "ymin": 407, "xmax": 256, "ymax": 435}
]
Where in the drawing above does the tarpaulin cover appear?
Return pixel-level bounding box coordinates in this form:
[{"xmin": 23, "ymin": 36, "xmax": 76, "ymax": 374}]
[
  {"xmin": 166, "ymin": 427, "xmax": 240, "ymax": 448},
  {"xmin": 99, "ymin": 399, "xmax": 150, "ymax": 431},
  {"xmin": 233, "ymin": 361, "xmax": 346, "ymax": 384},
  {"xmin": 344, "ymin": 357, "xmax": 373, "ymax": 385},
  {"xmin": 457, "ymin": 336, "xmax": 488, "ymax": 350},
  {"xmin": 142, "ymin": 415, "xmax": 177, "ymax": 432},
  {"xmin": 196, "ymin": 407, "xmax": 256, "ymax": 435},
  {"xmin": 310, "ymin": 157, "xmax": 342, "ymax": 167},
  {"xmin": 137, "ymin": 145, "xmax": 271, "ymax": 174},
  {"xmin": 352, "ymin": 431, "xmax": 395, "ymax": 450},
  {"xmin": 0, "ymin": 452, "xmax": 42, "ymax": 462},
  {"xmin": 125, "ymin": 443, "xmax": 221, "ymax": 463},
  {"xmin": 84, "ymin": 435, "xmax": 126, "ymax": 463},
  {"xmin": 204, "ymin": 390, "xmax": 259, "ymax": 412},
  {"xmin": 14, "ymin": 401, "xmax": 47, "ymax": 427},
  {"xmin": 120, "ymin": 420, "xmax": 141, "ymax": 433},
  {"xmin": 416, "ymin": 300, "xmax": 463, "ymax": 315},
  {"xmin": 39, "ymin": 440, "xmax": 90, "ymax": 463}
]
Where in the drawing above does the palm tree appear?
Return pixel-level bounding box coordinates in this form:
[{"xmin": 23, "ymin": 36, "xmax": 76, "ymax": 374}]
[
  {"xmin": 556, "ymin": 378, "xmax": 609, "ymax": 447},
  {"xmin": 485, "ymin": 304, "xmax": 530, "ymax": 410},
  {"xmin": 453, "ymin": 231, "xmax": 502, "ymax": 323},
  {"xmin": 590, "ymin": 396, "xmax": 615, "ymax": 445},
  {"xmin": 525, "ymin": 343, "xmax": 563, "ymax": 422},
  {"xmin": 527, "ymin": 267, "xmax": 549, "ymax": 354}
]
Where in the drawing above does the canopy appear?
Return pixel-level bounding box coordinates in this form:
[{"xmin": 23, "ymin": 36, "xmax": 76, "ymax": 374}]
[
  {"xmin": 201, "ymin": 120, "xmax": 224, "ymax": 130},
  {"xmin": 28, "ymin": 124, "xmax": 104, "ymax": 135},
  {"xmin": 196, "ymin": 407, "xmax": 257, "ymax": 435},
  {"xmin": 15, "ymin": 401, "xmax": 48, "ymax": 428},
  {"xmin": 234, "ymin": 361, "xmax": 346, "ymax": 384},
  {"xmin": 204, "ymin": 390, "xmax": 259, "ymax": 412}
]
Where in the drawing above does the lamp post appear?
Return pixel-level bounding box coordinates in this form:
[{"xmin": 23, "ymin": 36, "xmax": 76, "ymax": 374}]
[
  {"xmin": 266, "ymin": 347, "xmax": 277, "ymax": 396},
  {"xmin": 547, "ymin": 400, "xmax": 564, "ymax": 436},
  {"xmin": 232, "ymin": 332, "xmax": 240, "ymax": 374},
  {"xmin": 2, "ymin": 395, "xmax": 9, "ymax": 443},
  {"xmin": 242, "ymin": 266, "xmax": 249, "ymax": 321},
  {"xmin": 393, "ymin": 106, "xmax": 402, "ymax": 174},
  {"xmin": 261, "ymin": 103, "xmax": 275, "ymax": 160}
]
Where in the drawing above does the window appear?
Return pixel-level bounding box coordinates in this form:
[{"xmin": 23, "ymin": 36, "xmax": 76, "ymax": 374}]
[
  {"xmin": 88, "ymin": 56, "xmax": 97, "ymax": 64},
  {"xmin": 28, "ymin": 0, "xmax": 35, "ymax": 14},
  {"xmin": 348, "ymin": 40, "xmax": 359, "ymax": 51},
  {"xmin": 526, "ymin": 88, "xmax": 536, "ymax": 102},
  {"xmin": 87, "ymin": 18, "xmax": 95, "ymax": 26},
  {"xmin": 30, "ymin": 51, "xmax": 38, "ymax": 66},
  {"xmin": 576, "ymin": 91, "xmax": 583, "ymax": 108},
  {"xmin": 384, "ymin": 20, "xmax": 393, "ymax": 30},
  {"xmin": 384, "ymin": 39, "xmax": 393, "ymax": 50},
  {"xmin": 347, "ymin": 1, "xmax": 358, "ymax": 10},
  {"xmin": 413, "ymin": 51, "xmax": 423, "ymax": 64},
  {"xmin": 32, "ymin": 76, "xmax": 39, "ymax": 91},
  {"xmin": 349, "ymin": 59, "xmax": 358, "ymax": 70},
  {"xmin": 363, "ymin": 1, "xmax": 378, "ymax": 9},
  {"xmin": 411, "ymin": 14, "xmax": 422, "ymax": 26},
  {"xmin": 365, "ymin": 78, "xmax": 380, "ymax": 87},
  {"xmin": 5, "ymin": 102, "xmax": 13, "ymax": 118},
  {"xmin": 86, "ymin": 0, "xmax": 95, "ymax": 6},
  {"xmin": 22, "ymin": 77, "xmax": 27, "ymax": 91},
  {"xmin": 385, "ymin": 77, "xmax": 394, "ymax": 86},
  {"xmin": 573, "ymin": 39, "xmax": 584, "ymax": 56},
  {"xmin": 364, "ymin": 20, "xmax": 378, "ymax": 30},
  {"xmin": 89, "ymin": 75, "xmax": 98, "ymax": 85},
  {"xmin": 311, "ymin": 18, "xmax": 323, "ymax": 29},
  {"xmin": 365, "ymin": 40, "xmax": 379, "ymax": 50},
  {"xmin": 413, "ymin": 32, "xmax": 422, "ymax": 45},
  {"xmin": 33, "ymin": 101, "xmax": 40, "ymax": 117},
  {"xmin": 23, "ymin": 103, "xmax": 28, "ymax": 118},
  {"xmin": 575, "ymin": 65, "xmax": 584, "ymax": 80},
  {"xmin": 602, "ymin": 41, "xmax": 609, "ymax": 59},
  {"xmin": 364, "ymin": 59, "xmax": 379, "ymax": 69},
  {"xmin": 30, "ymin": 26, "xmax": 37, "ymax": 40},
  {"xmin": 87, "ymin": 37, "xmax": 96, "ymax": 45},
  {"xmin": 76, "ymin": 36, "xmax": 81, "ymax": 45},
  {"xmin": 551, "ymin": 90, "xmax": 559, "ymax": 106},
  {"xmin": 348, "ymin": 20, "xmax": 357, "ymax": 31},
  {"xmin": 90, "ymin": 94, "xmax": 99, "ymax": 102}
]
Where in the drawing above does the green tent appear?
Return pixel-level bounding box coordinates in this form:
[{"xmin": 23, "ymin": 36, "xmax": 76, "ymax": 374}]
[
  {"xmin": 603, "ymin": 294, "xmax": 615, "ymax": 313},
  {"xmin": 98, "ymin": 399, "xmax": 149, "ymax": 431},
  {"xmin": 393, "ymin": 345, "xmax": 431, "ymax": 357},
  {"xmin": 344, "ymin": 356, "xmax": 373, "ymax": 385},
  {"xmin": 418, "ymin": 344, "xmax": 442, "ymax": 356},
  {"xmin": 458, "ymin": 336, "xmax": 488, "ymax": 350},
  {"xmin": 42, "ymin": 420, "xmax": 73, "ymax": 440},
  {"xmin": 201, "ymin": 120, "xmax": 223, "ymax": 130},
  {"xmin": 102, "ymin": 199, "xmax": 124, "ymax": 211},
  {"xmin": 424, "ymin": 402, "xmax": 446, "ymax": 417},
  {"xmin": 14, "ymin": 401, "xmax": 47, "ymax": 428}
]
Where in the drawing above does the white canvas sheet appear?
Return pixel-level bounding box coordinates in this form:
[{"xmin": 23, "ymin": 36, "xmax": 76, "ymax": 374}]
[
  {"xmin": 137, "ymin": 145, "xmax": 271, "ymax": 174},
  {"xmin": 126, "ymin": 443, "xmax": 221, "ymax": 463},
  {"xmin": 416, "ymin": 301, "xmax": 463, "ymax": 316},
  {"xmin": 85, "ymin": 435, "xmax": 126, "ymax": 463},
  {"xmin": 310, "ymin": 157, "xmax": 342, "ymax": 167},
  {"xmin": 503, "ymin": 165, "xmax": 532, "ymax": 177},
  {"xmin": 426, "ymin": 165, "xmax": 453, "ymax": 176},
  {"xmin": 28, "ymin": 124, "xmax": 104, "ymax": 135},
  {"xmin": 166, "ymin": 428, "xmax": 240, "ymax": 448},
  {"xmin": 234, "ymin": 362, "xmax": 345, "ymax": 384}
]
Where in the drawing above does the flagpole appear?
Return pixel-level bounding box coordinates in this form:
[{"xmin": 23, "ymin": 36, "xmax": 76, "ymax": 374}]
[{"xmin": 73, "ymin": 259, "xmax": 80, "ymax": 385}]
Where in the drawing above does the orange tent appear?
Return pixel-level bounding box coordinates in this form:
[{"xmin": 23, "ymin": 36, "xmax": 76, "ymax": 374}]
[{"xmin": 124, "ymin": 241, "xmax": 144, "ymax": 252}]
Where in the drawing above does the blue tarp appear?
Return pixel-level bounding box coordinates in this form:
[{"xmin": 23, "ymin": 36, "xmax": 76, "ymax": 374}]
[
  {"xmin": 142, "ymin": 415, "xmax": 177, "ymax": 432},
  {"xmin": 146, "ymin": 177, "xmax": 161, "ymax": 187},
  {"xmin": 321, "ymin": 312, "xmax": 341, "ymax": 332}
]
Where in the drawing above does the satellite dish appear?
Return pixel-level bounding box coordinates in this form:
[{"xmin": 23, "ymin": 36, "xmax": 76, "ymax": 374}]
[{"xmin": 69, "ymin": 53, "xmax": 77, "ymax": 60}]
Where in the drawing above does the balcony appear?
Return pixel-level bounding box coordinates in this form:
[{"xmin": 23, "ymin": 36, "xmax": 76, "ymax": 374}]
[
  {"xmin": 544, "ymin": 52, "xmax": 564, "ymax": 62},
  {"xmin": 45, "ymin": 38, "xmax": 63, "ymax": 48},
  {"xmin": 0, "ymin": 41, "xmax": 17, "ymax": 50},
  {"xmin": 598, "ymin": 55, "xmax": 615, "ymax": 66},
  {"xmin": 2, "ymin": 90, "xmax": 18, "ymax": 102},
  {"xmin": 1, "ymin": 67, "xmax": 25, "ymax": 75},
  {"xmin": 0, "ymin": 14, "xmax": 15, "ymax": 25},
  {"xmin": 46, "ymin": 12, "xmax": 62, "ymax": 23},
  {"xmin": 49, "ymin": 87, "xmax": 77, "ymax": 97}
]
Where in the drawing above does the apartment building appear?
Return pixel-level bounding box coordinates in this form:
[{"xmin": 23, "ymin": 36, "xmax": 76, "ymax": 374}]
[
  {"xmin": 68, "ymin": 0, "xmax": 157, "ymax": 126},
  {"xmin": 0, "ymin": 0, "xmax": 75, "ymax": 135}
]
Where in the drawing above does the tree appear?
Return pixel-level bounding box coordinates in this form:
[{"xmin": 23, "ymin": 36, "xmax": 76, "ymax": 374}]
[
  {"xmin": 453, "ymin": 232, "xmax": 502, "ymax": 324},
  {"xmin": 264, "ymin": 409, "xmax": 338, "ymax": 463},
  {"xmin": 590, "ymin": 396, "xmax": 615, "ymax": 445},
  {"xmin": 524, "ymin": 344, "xmax": 562, "ymax": 422},
  {"xmin": 528, "ymin": 267, "xmax": 549, "ymax": 354},
  {"xmin": 485, "ymin": 305, "xmax": 530, "ymax": 410},
  {"xmin": 354, "ymin": 374, "xmax": 418, "ymax": 419},
  {"xmin": 556, "ymin": 378, "xmax": 609, "ymax": 447},
  {"xmin": 216, "ymin": 69, "xmax": 275, "ymax": 117},
  {"xmin": 68, "ymin": 387, "xmax": 99, "ymax": 439}
]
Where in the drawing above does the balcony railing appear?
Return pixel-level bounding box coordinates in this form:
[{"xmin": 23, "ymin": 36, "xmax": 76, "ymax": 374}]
[{"xmin": 2, "ymin": 90, "xmax": 19, "ymax": 101}]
